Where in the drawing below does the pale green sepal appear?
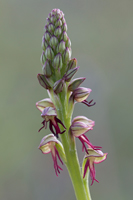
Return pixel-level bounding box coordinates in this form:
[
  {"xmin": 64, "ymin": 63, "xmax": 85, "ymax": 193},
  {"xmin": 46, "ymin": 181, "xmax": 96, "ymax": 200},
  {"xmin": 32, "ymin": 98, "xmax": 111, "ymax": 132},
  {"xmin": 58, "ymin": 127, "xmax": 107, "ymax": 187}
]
[
  {"xmin": 36, "ymin": 98, "xmax": 54, "ymax": 112},
  {"xmin": 41, "ymin": 107, "xmax": 57, "ymax": 117},
  {"xmin": 85, "ymin": 149, "xmax": 108, "ymax": 164},
  {"xmin": 68, "ymin": 77, "xmax": 86, "ymax": 91},
  {"xmin": 72, "ymin": 116, "xmax": 95, "ymax": 128}
]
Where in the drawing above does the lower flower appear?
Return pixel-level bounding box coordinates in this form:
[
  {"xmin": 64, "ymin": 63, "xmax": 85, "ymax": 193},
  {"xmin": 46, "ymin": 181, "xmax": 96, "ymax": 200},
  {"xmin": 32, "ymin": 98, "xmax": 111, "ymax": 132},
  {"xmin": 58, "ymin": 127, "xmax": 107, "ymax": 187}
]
[
  {"xmin": 83, "ymin": 148, "xmax": 108, "ymax": 185},
  {"xmin": 70, "ymin": 116, "xmax": 101, "ymax": 153},
  {"xmin": 38, "ymin": 134, "xmax": 65, "ymax": 176}
]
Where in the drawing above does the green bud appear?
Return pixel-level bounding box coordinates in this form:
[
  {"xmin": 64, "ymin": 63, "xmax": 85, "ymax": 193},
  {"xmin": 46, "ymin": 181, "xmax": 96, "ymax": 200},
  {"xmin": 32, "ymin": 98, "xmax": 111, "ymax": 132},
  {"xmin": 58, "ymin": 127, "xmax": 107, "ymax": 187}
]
[
  {"xmin": 44, "ymin": 31, "xmax": 51, "ymax": 42},
  {"xmin": 51, "ymin": 15, "xmax": 56, "ymax": 23},
  {"xmin": 53, "ymin": 53, "xmax": 62, "ymax": 69},
  {"xmin": 63, "ymin": 47, "xmax": 71, "ymax": 63},
  {"xmin": 42, "ymin": 37, "xmax": 48, "ymax": 51},
  {"xmin": 65, "ymin": 67, "xmax": 79, "ymax": 82},
  {"xmin": 61, "ymin": 17, "xmax": 66, "ymax": 24},
  {"xmin": 66, "ymin": 37, "xmax": 71, "ymax": 48},
  {"xmin": 54, "ymin": 26, "xmax": 62, "ymax": 37},
  {"xmin": 40, "ymin": 51, "xmax": 46, "ymax": 65},
  {"xmin": 53, "ymin": 78, "xmax": 65, "ymax": 94},
  {"xmin": 47, "ymin": 23, "xmax": 54, "ymax": 33},
  {"xmin": 51, "ymin": 9, "xmax": 63, "ymax": 17},
  {"xmin": 67, "ymin": 58, "xmax": 77, "ymax": 71},
  {"xmin": 45, "ymin": 46, "xmax": 54, "ymax": 60},
  {"xmin": 42, "ymin": 60, "xmax": 52, "ymax": 77},
  {"xmin": 46, "ymin": 17, "xmax": 51, "ymax": 25},
  {"xmin": 55, "ymin": 18, "xmax": 62, "ymax": 27},
  {"xmin": 68, "ymin": 77, "xmax": 86, "ymax": 91},
  {"xmin": 37, "ymin": 73, "xmax": 51, "ymax": 89},
  {"xmin": 49, "ymin": 36, "xmax": 58, "ymax": 48},
  {"xmin": 61, "ymin": 31, "xmax": 68, "ymax": 42},
  {"xmin": 62, "ymin": 23, "xmax": 67, "ymax": 32},
  {"xmin": 57, "ymin": 40, "xmax": 66, "ymax": 53}
]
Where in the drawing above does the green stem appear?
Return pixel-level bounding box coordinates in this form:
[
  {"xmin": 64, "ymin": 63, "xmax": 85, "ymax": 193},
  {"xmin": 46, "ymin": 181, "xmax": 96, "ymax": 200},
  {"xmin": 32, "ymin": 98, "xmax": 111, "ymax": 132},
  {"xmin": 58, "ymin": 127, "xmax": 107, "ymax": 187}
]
[{"xmin": 52, "ymin": 87, "xmax": 92, "ymax": 200}]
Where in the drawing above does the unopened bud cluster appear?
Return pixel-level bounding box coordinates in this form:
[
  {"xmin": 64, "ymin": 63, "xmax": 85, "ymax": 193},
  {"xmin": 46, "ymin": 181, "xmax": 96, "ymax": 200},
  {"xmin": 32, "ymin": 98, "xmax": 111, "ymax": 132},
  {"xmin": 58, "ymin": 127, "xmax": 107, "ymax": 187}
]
[{"xmin": 36, "ymin": 8, "xmax": 107, "ymax": 189}]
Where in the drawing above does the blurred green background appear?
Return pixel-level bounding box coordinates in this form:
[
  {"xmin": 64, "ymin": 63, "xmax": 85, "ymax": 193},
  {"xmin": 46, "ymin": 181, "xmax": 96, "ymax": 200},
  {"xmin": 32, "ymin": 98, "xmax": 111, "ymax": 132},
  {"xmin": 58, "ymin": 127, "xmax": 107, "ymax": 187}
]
[{"xmin": 0, "ymin": 0, "xmax": 132, "ymax": 199}]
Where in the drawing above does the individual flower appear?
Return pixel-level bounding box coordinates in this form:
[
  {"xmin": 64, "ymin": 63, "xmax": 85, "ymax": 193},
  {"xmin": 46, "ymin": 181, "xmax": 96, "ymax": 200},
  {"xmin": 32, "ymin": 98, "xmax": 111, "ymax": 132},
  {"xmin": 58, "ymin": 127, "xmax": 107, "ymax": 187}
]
[
  {"xmin": 71, "ymin": 87, "xmax": 96, "ymax": 107},
  {"xmin": 38, "ymin": 134, "xmax": 66, "ymax": 176},
  {"xmin": 39, "ymin": 107, "xmax": 66, "ymax": 137},
  {"xmin": 70, "ymin": 116, "xmax": 101, "ymax": 153},
  {"xmin": 83, "ymin": 148, "xmax": 108, "ymax": 185}
]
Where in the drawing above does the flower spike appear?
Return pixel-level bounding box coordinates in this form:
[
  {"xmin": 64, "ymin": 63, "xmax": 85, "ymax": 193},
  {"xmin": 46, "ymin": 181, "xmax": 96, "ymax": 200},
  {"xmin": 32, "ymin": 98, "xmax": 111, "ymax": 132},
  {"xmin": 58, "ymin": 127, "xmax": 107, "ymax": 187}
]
[
  {"xmin": 83, "ymin": 148, "xmax": 108, "ymax": 185},
  {"xmin": 38, "ymin": 134, "xmax": 66, "ymax": 176},
  {"xmin": 35, "ymin": 8, "xmax": 107, "ymax": 199}
]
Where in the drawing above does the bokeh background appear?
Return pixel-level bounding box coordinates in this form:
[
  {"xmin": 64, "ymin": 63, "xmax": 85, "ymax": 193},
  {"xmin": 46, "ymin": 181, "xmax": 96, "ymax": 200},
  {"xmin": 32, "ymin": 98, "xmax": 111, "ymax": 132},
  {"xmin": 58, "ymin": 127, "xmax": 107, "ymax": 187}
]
[{"xmin": 0, "ymin": 0, "xmax": 133, "ymax": 200}]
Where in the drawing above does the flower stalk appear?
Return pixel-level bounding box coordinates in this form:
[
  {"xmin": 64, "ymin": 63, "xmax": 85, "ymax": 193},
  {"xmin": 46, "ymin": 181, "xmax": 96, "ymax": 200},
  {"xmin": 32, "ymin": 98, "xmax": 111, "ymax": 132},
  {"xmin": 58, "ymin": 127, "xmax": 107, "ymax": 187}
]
[{"xmin": 35, "ymin": 8, "xmax": 107, "ymax": 200}]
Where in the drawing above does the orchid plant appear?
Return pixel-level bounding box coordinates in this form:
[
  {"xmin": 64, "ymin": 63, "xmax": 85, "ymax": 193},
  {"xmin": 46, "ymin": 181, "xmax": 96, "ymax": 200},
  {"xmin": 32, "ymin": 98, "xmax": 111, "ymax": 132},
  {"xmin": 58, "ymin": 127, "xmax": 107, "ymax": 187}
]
[{"xmin": 36, "ymin": 9, "xmax": 107, "ymax": 200}]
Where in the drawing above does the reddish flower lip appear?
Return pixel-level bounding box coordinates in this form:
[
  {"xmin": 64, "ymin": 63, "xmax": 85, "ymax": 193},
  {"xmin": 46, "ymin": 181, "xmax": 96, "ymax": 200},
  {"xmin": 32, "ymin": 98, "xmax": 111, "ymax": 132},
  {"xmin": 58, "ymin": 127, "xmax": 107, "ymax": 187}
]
[
  {"xmin": 83, "ymin": 158, "xmax": 99, "ymax": 185},
  {"xmin": 38, "ymin": 116, "xmax": 66, "ymax": 138},
  {"xmin": 38, "ymin": 134, "xmax": 64, "ymax": 176},
  {"xmin": 79, "ymin": 134, "xmax": 102, "ymax": 154},
  {"xmin": 52, "ymin": 146, "xmax": 63, "ymax": 176},
  {"xmin": 83, "ymin": 149, "xmax": 108, "ymax": 185},
  {"xmin": 38, "ymin": 107, "xmax": 66, "ymax": 137},
  {"xmin": 82, "ymin": 99, "xmax": 96, "ymax": 107}
]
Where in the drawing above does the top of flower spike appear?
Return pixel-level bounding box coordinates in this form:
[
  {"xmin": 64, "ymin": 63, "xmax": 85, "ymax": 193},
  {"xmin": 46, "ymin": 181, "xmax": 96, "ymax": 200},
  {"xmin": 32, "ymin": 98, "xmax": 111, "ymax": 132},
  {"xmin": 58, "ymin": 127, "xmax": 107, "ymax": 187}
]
[{"xmin": 41, "ymin": 8, "xmax": 72, "ymax": 82}]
